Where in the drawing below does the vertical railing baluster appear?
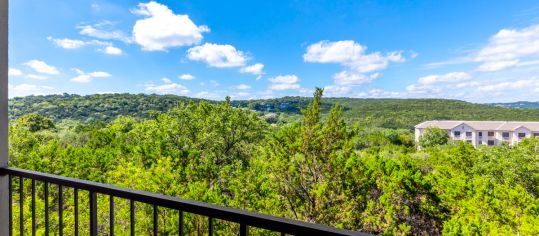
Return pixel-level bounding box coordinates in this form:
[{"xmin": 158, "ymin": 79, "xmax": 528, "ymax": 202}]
[
  {"xmin": 109, "ymin": 195, "xmax": 114, "ymax": 236},
  {"xmin": 8, "ymin": 175, "xmax": 12, "ymax": 236},
  {"xmin": 44, "ymin": 182, "xmax": 49, "ymax": 236},
  {"xmin": 89, "ymin": 191, "xmax": 97, "ymax": 236},
  {"xmin": 208, "ymin": 217, "xmax": 213, "ymax": 236},
  {"xmin": 58, "ymin": 185, "xmax": 63, "ymax": 236},
  {"xmin": 179, "ymin": 211, "xmax": 184, "ymax": 236},
  {"xmin": 31, "ymin": 179, "xmax": 35, "ymax": 236},
  {"xmin": 281, "ymin": 232, "xmax": 285, "ymax": 236},
  {"xmin": 74, "ymin": 188, "xmax": 78, "ymax": 236},
  {"xmin": 153, "ymin": 205, "xmax": 158, "ymax": 236},
  {"xmin": 130, "ymin": 200, "xmax": 135, "ymax": 236},
  {"xmin": 240, "ymin": 224, "xmax": 248, "ymax": 236},
  {"xmin": 19, "ymin": 177, "xmax": 23, "ymax": 236}
]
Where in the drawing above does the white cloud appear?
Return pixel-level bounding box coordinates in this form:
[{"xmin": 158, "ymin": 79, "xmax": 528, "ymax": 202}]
[
  {"xmin": 474, "ymin": 24, "xmax": 539, "ymax": 72},
  {"xmin": 132, "ymin": 1, "xmax": 209, "ymax": 51},
  {"xmin": 9, "ymin": 84, "xmax": 56, "ymax": 98},
  {"xmin": 333, "ymin": 71, "xmax": 380, "ymax": 85},
  {"xmin": 187, "ymin": 43, "xmax": 247, "ymax": 68},
  {"xmin": 240, "ymin": 63, "xmax": 264, "ymax": 75},
  {"xmin": 78, "ymin": 21, "xmax": 132, "ymax": 43},
  {"xmin": 477, "ymin": 79, "xmax": 539, "ymax": 92},
  {"xmin": 235, "ymin": 84, "xmax": 251, "ymax": 90},
  {"xmin": 24, "ymin": 60, "xmax": 60, "ymax": 75},
  {"xmin": 145, "ymin": 79, "xmax": 190, "ymax": 95},
  {"xmin": 209, "ymin": 80, "xmax": 220, "ymax": 87},
  {"xmin": 102, "ymin": 46, "xmax": 123, "ymax": 55},
  {"xmin": 47, "ymin": 37, "xmax": 86, "ymax": 49},
  {"xmin": 8, "ymin": 68, "xmax": 23, "ymax": 77},
  {"xmin": 268, "ymin": 75, "xmax": 301, "ymax": 90},
  {"xmin": 178, "ymin": 73, "xmax": 195, "ymax": 80},
  {"xmin": 304, "ymin": 40, "xmax": 404, "ymax": 73},
  {"xmin": 417, "ymin": 72, "xmax": 471, "ymax": 85},
  {"xmin": 88, "ymin": 71, "xmax": 112, "ymax": 78},
  {"xmin": 26, "ymin": 74, "xmax": 49, "ymax": 80},
  {"xmin": 71, "ymin": 68, "xmax": 111, "ymax": 83},
  {"xmin": 304, "ymin": 40, "xmax": 405, "ymax": 91},
  {"xmin": 324, "ymin": 85, "xmax": 352, "ymax": 97},
  {"xmin": 357, "ymin": 89, "xmax": 402, "ymax": 98}
]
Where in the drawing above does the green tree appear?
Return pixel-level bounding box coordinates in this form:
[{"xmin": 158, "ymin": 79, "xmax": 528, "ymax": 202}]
[{"xmin": 419, "ymin": 127, "xmax": 449, "ymax": 148}]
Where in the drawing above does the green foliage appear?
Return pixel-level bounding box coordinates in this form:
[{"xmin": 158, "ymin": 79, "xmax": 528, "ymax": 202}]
[
  {"xmin": 419, "ymin": 127, "xmax": 450, "ymax": 148},
  {"xmin": 7, "ymin": 92, "xmax": 539, "ymax": 235}
]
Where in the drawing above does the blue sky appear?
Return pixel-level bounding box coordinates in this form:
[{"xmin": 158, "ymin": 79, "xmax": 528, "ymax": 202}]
[{"xmin": 7, "ymin": 0, "xmax": 539, "ymax": 102}]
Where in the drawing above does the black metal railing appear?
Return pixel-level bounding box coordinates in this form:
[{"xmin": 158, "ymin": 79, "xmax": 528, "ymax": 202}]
[{"xmin": 0, "ymin": 167, "xmax": 367, "ymax": 235}]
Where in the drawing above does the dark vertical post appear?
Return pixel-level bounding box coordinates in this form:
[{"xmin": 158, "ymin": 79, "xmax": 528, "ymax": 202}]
[
  {"xmin": 0, "ymin": 0, "xmax": 9, "ymax": 235},
  {"xmin": 31, "ymin": 179, "xmax": 35, "ymax": 236},
  {"xmin": 44, "ymin": 182, "xmax": 48, "ymax": 236},
  {"xmin": 18, "ymin": 178, "xmax": 23, "ymax": 236},
  {"xmin": 153, "ymin": 205, "xmax": 158, "ymax": 236},
  {"xmin": 74, "ymin": 189, "xmax": 78, "ymax": 236},
  {"xmin": 109, "ymin": 196, "xmax": 114, "ymax": 236},
  {"xmin": 240, "ymin": 224, "xmax": 248, "ymax": 236},
  {"xmin": 130, "ymin": 200, "xmax": 135, "ymax": 236},
  {"xmin": 178, "ymin": 211, "xmax": 184, "ymax": 236},
  {"xmin": 58, "ymin": 185, "xmax": 62, "ymax": 236},
  {"xmin": 208, "ymin": 217, "xmax": 213, "ymax": 236},
  {"xmin": 89, "ymin": 191, "xmax": 97, "ymax": 236}
]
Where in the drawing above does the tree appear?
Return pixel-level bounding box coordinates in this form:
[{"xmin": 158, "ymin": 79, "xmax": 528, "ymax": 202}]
[
  {"xmin": 419, "ymin": 127, "xmax": 449, "ymax": 148},
  {"xmin": 16, "ymin": 113, "xmax": 55, "ymax": 132}
]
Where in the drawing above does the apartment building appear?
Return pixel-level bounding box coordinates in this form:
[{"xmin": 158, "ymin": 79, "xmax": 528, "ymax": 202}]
[{"xmin": 415, "ymin": 121, "xmax": 539, "ymax": 147}]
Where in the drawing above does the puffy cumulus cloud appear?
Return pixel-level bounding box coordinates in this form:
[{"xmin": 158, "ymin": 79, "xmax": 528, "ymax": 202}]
[
  {"xmin": 8, "ymin": 68, "xmax": 23, "ymax": 77},
  {"xmin": 268, "ymin": 75, "xmax": 301, "ymax": 90},
  {"xmin": 9, "ymin": 84, "xmax": 55, "ymax": 98},
  {"xmin": 71, "ymin": 68, "xmax": 111, "ymax": 83},
  {"xmin": 235, "ymin": 84, "xmax": 251, "ymax": 90},
  {"xmin": 417, "ymin": 72, "xmax": 471, "ymax": 85},
  {"xmin": 132, "ymin": 1, "xmax": 209, "ymax": 51},
  {"xmin": 304, "ymin": 40, "xmax": 404, "ymax": 73},
  {"xmin": 145, "ymin": 78, "xmax": 190, "ymax": 95},
  {"xmin": 178, "ymin": 73, "xmax": 195, "ymax": 80},
  {"xmin": 475, "ymin": 24, "xmax": 539, "ymax": 72},
  {"xmin": 77, "ymin": 21, "xmax": 132, "ymax": 43},
  {"xmin": 102, "ymin": 46, "xmax": 123, "ymax": 55},
  {"xmin": 304, "ymin": 40, "xmax": 405, "ymax": 91},
  {"xmin": 187, "ymin": 43, "xmax": 247, "ymax": 68},
  {"xmin": 24, "ymin": 60, "xmax": 60, "ymax": 75},
  {"xmin": 240, "ymin": 63, "xmax": 264, "ymax": 75}
]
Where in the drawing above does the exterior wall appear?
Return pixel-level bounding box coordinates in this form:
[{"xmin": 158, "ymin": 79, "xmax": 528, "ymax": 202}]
[
  {"xmin": 415, "ymin": 122, "xmax": 539, "ymax": 149},
  {"xmin": 450, "ymin": 123, "xmax": 476, "ymax": 147}
]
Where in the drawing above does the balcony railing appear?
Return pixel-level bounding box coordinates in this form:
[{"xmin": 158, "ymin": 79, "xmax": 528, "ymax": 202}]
[{"xmin": 0, "ymin": 167, "xmax": 366, "ymax": 236}]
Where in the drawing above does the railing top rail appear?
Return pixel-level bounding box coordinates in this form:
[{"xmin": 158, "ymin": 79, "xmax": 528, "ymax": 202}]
[{"xmin": 0, "ymin": 167, "xmax": 369, "ymax": 236}]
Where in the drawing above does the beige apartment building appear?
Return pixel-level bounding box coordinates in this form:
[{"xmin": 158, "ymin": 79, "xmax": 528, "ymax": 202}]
[{"xmin": 415, "ymin": 120, "xmax": 539, "ymax": 147}]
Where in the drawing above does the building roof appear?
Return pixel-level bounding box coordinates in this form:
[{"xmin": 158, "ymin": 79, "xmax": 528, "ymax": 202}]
[{"xmin": 415, "ymin": 120, "xmax": 539, "ymax": 131}]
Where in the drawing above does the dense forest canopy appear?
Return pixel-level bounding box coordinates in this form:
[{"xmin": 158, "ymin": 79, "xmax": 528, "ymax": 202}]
[
  {"xmin": 10, "ymin": 93, "xmax": 539, "ymax": 130},
  {"xmin": 7, "ymin": 91, "xmax": 539, "ymax": 235}
]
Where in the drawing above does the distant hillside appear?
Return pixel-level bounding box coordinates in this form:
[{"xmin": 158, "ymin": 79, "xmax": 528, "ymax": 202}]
[
  {"xmin": 9, "ymin": 93, "xmax": 208, "ymax": 122},
  {"xmin": 489, "ymin": 101, "xmax": 539, "ymax": 109},
  {"xmin": 10, "ymin": 94, "xmax": 539, "ymax": 130}
]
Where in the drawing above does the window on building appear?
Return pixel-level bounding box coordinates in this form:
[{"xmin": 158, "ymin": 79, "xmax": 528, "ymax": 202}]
[
  {"xmin": 502, "ymin": 132, "xmax": 510, "ymax": 139},
  {"xmin": 454, "ymin": 131, "xmax": 461, "ymax": 137},
  {"xmin": 478, "ymin": 132, "xmax": 483, "ymax": 137},
  {"xmin": 518, "ymin": 133, "xmax": 526, "ymax": 138},
  {"xmin": 534, "ymin": 133, "xmax": 539, "ymax": 137},
  {"xmin": 479, "ymin": 140, "xmax": 483, "ymax": 145},
  {"xmin": 488, "ymin": 131, "xmax": 494, "ymax": 137},
  {"xmin": 466, "ymin": 132, "xmax": 472, "ymax": 137},
  {"xmin": 488, "ymin": 140, "xmax": 495, "ymax": 146}
]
